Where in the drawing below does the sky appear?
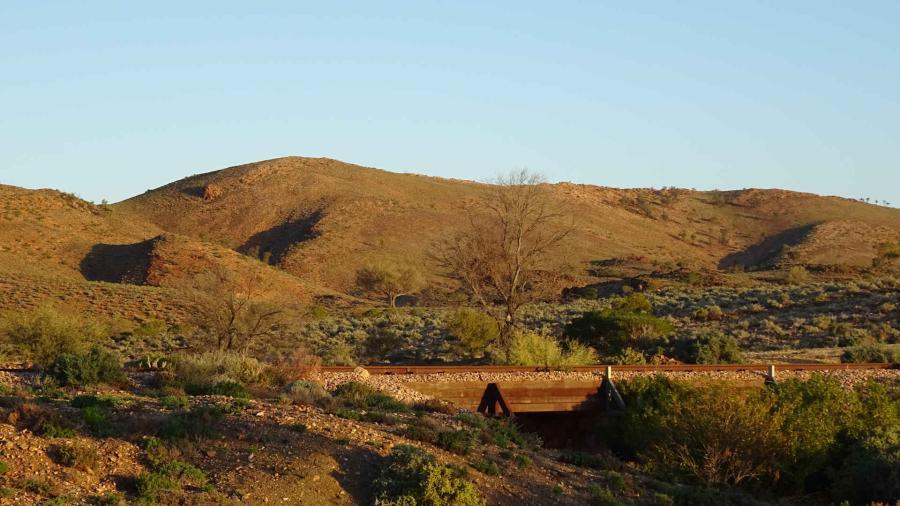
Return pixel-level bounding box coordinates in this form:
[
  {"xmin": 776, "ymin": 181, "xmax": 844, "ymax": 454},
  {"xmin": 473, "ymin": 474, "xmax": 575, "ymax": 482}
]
[{"xmin": 1, "ymin": 1, "xmax": 898, "ymax": 206}]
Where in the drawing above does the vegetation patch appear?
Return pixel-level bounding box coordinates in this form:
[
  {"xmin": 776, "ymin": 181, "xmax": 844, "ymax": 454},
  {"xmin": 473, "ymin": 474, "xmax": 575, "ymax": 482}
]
[{"xmin": 372, "ymin": 445, "xmax": 485, "ymax": 506}]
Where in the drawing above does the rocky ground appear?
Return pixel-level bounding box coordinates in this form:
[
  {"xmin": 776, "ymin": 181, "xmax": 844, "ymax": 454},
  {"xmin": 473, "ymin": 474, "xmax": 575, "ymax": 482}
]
[{"xmin": 0, "ymin": 367, "xmax": 649, "ymax": 505}]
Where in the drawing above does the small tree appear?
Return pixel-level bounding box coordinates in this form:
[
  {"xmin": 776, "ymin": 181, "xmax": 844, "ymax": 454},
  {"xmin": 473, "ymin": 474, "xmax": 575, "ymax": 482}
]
[
  {"xmin": 355, "ymin": 262, "xmax": 425, "ymax": 307},
  {"xmin": 431, "ymin": 170, "xmax": 571, "ymax": 341},
  {"xmin": 182, "ymin": 266, "xmax": 286, "ymax": 352}
]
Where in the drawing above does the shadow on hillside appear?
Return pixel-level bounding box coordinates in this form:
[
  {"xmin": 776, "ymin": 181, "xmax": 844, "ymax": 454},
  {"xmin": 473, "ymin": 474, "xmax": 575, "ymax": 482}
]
[
  {"xmin": 238, "ymin": 210, "xmax": 323, "ymax": 265},
  {"xmin": 80, "ymin": 240, "xmax": 155, "ymax": 284},
  {"xmin": 180, "ymin": 186, "xmax": 205, "ymax": 198},
  {"xmin": 718, "ymin": 223, "xmax": 816, "ymax": 270}
]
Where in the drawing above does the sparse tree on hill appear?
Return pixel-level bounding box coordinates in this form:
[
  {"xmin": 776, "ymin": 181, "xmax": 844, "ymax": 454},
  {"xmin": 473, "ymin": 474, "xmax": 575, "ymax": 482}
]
[
  {"xmin": 431, "ymin": 170, "xmax": 572, "ymax": 342},
  {"xmin": 355, "ymin": 262, "xmax": 425, "ymax": 307},
  {"xmin": 183, "ymin": 266, "xmax": 286, "ymax": 352}
]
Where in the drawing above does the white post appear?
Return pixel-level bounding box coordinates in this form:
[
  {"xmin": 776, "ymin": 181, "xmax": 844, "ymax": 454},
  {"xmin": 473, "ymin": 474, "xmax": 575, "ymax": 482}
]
[{"xmin": 605, "ymin": 365, "xmax": 612, "ymax": 379}]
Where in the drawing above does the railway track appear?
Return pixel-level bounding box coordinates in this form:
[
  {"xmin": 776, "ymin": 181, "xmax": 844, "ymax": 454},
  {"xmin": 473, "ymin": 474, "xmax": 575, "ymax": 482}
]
[{"xmin": 322, "ymin": 362, "xmax": 898, "ymax": 375}]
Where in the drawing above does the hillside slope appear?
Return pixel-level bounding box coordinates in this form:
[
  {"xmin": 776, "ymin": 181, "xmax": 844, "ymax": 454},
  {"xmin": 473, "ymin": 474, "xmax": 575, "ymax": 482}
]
[
  {"xmin": 117, "ymin": 157, "xmax": 900, "ymax": 292},
  {"xmin": 0, "ymin": 184, "xmax": 335, "ymax": 322}
]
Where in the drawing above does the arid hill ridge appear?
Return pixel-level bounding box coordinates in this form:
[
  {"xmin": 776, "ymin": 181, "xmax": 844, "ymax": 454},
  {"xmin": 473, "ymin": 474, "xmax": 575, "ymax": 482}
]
[
  {"xmin": 117, "ymin": 156, "xmax": 900, "ymax": 291},
  {"xmin": 2, "ymin": 157, "xmax": 899, "ymax": 321}
]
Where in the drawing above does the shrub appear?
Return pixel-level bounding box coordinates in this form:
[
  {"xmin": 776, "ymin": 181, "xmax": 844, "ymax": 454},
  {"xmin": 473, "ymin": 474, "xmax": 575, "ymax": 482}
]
[
  {"xmin": 446, "ymin": 308, "xmax": 500, "ymax": 358},
  {"xmin": 332, "ymin": 381, "xmax": 408, "ymax": 412},
  {"xmin": 50, "ymin": 443, "xmax": 100, "ymax": 471},
  {"xmin": 159, "ymin": 405, "xmax": 224, "ymax": 440},
  {"xmin": 45, "ymin": 347, "xmax": 125, "ymax": 387},
  {"xmin": 132, "ymin": 319, "xmax": 167, "ymax": 339},
  {"xmin": 283, "ymin": 380, "xmax": 331, "ymax": 406},
  {"xmin": 93, "ymin": 492, "xmax": 126, "ymax": 505},
  {"xmin": 364, "ymin": 328, "xmax": 406, "ymax": 361},
  {"xmin": 841, "ymin": 343, "xmax": 900, "ymax": 363},
  {"xmin": 610, "ymin": 376, "xmax": 694, "ymax": 459},
  {"xmin": 470, "ymin": 458, "xmax": 501, "ymax": 476},
  {"xmin": 690, "ymin": 334, "xmax": 743, "ymax": 364},
  {"xmin": 0, "ymin": 307, "xmax": 104, "ymax": 368},
  {"xmin": 646, "ymin": 386, "xmax": 785, "ymax": 486},
  {"xmin": 513, "ymin": 454, "xmax": 532, "ymax": 469},
  {"xmin": 565, "ymin": 310, "xmax": 673, "ymax": 356},
  {"xmin": 692, "ymin": 305, "xmax": 723, "ymax": 322},
  {"xmin": 609, "ymin": 293, "xmax": 651, "ymax": 313},
  {"xmin": 609, "ymin": 347, "xmax": 647, "ymax": 365},
  {"xmin": 268, "ymin": 349, "xmax": 321, "ymax": 384},
  {"xmin": 588, "ymin": 484, "xmax": 624, "ymax": 506},
  {"xmin": 81, "ymin": 405, "xmax": 112, "ymax": 436},
  {"xmin": 372, "ymin": 445, "xmax": 485, "ymax": 506},
  {"xmin": 500, "ymin": 330, "xmax": 598, "ymax": 367},
  {"xmin": 135, "ymin": 472, "xmax": 178, "ymax": 503},
  {"xmin": 403, "ymin": 417, "xmax": 442, "ymax": 444},
  {"xmin": 160, "ymin": 395, "xmax": 190, "ymax": 410},
  {"xmin": 208, "ymin": 381, "xmax": 249, "ymax": 398},
  {"xmin": 436, "ymin": 429, "xmax": 476, "ymax": 455},
  {"xmin": 785, "ymin": 266, "xmax": 809, "ymax": 284},
  {"xmin": 171, "ymin": 351, "xmax": 265, "ymax": 391}
]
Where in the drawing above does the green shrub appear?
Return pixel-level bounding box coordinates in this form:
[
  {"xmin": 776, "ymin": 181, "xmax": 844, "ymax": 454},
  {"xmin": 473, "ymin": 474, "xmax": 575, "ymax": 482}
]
[
  {"xmin": 0, "ymin": 307, "xmax": 104, "ymax": 368},
  {"xmin": 513, "ymin": 454, "xmax": 531, "ymax": 469},
  {"xmin": 171, "ymin": 351, "xmax": 265, "ymax": 391},
  {"xmin": 160, "ymin": 395, "xmax": 190, "ymax": 410},
  {"xmin": 93, "ymin": 492, "xmax": 126, "ymax": 505},
  {"xmin": 470, "ymin": 458, "xmax": 501, "ymax": 476},
  {"xmin": 159, "ymin": 405, "xmax": 224, "ymax": 440},
  {"xmin": 558, "ymin": 450, "xmax": 607, "ymax": 469},
  {"xmin": 609, "ymin": 293, "xmax": 651, "ymax": 313},
  {"xmin": 609, "ymin": 347, "xmax": 647, "ymax": 365},
  {"xmin": 403, "ymin": 417, "xmax": 442, "ymax": 444},
  {"xmin": 500, "ymin": 330, "xmax": 598, "ymax": 367},
  {"xmin": 132, "ymin": 319, "xmax": 168, "ymax": 339},
  {"xmin": 364, "ymin": 328, "xmax": 406, "ymax": 360},
  {"xmin": 0, "ymin": 461, "xmax": 7, "ymax": 474},
  {"xmin": 42, "ymin": 422, "xmax": 77, "ymax": 438},
  {"xmin": 565, "ymin": 310, "xmax": 673, "ymax": 355},
  {"xmin": 446, "ymin": 308, "xmax": 500, "ymax": 358},
  {"xmin": 841, "ymin": 343, "xmax": 900, "ymax": 363},
  {"xmin": 208, "ymin": 381, "xmax": 249, "ymax": 398},
  {"xmin": 332, "ymin": 381, "xmax": 408, "ymax": 412},
  {"xmin": 135, "ymin": 472, "xmax": 178, "ymax": 503},
  {"xmin": 283, "ymin": 380, "xmax": 331, "ymax": 406},
  {"xmin": 609, "ymin": 376, "xmax": 694, "ymax": 459},
  {"xmin": 372, "ymin": 445, "xmax": 485, "ymax": 506},
  {"xmin": 436, "ymin": 429, "xmax": 476, "ymax": 455},
  {"xmin": 50, "ymin": 443, "xmax": 99, "ymax": 471},
  {"xmin": 691, "ymin": 333, "xmax": 743, "ymax": 364},
  {"xmin": 646, "ymin": 386, "xmax": 784, "ymax": 486},
  {"xmin": 45, "ymin": 347, "xmax": 124, "ymax": 387},
  {"xmin": 588, "ymin": 484, "xmax": 625, "ymax": 506},
  {"xmin": 692, "ymin": 305, "xmax": 723, "ymax": 321},
  {"xmin": 81, "ymin": 405, "xmax": 112, "ymax": 436}
]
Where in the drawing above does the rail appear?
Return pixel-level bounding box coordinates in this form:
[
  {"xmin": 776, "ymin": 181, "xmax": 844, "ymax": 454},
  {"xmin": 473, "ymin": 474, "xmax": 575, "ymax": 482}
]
[{"xmin": 321, "ymin": 363, "xmax": 898, "ymax": 375}]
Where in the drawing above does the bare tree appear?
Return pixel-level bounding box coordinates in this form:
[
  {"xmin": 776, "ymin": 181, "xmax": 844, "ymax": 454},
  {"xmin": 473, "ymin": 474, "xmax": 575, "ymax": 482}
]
[
  {"xmin": 183, "ymin": 266, "xmax": 286, "ymax": 352},
  {"xmin": 355, "ymin": 262, "xmax": 425, "ymax": 307},
  {"xmin": 432, "ymin": 170, "xmax": 571, "ymax": 340}
]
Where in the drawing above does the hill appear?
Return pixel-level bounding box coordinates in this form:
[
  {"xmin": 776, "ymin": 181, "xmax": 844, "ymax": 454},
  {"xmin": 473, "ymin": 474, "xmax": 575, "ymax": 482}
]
[
  {"xmin": 0, "ymin": 184, "xmax": 337, "ymax": 323},
  {"xmin": 117, "ymin": 157, "xmax": 900, "ymax": 294}
]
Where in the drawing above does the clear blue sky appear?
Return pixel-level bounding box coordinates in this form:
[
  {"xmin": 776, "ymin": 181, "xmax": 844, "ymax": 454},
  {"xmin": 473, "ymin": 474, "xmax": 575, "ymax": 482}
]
[{"xmin": 1, "ymin": 1, "xmax": 898, "ymax": 206}]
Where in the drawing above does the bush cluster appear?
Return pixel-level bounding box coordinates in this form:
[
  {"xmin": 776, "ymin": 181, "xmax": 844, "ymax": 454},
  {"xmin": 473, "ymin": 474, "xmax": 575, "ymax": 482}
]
[
  {"xmin": 46, "ymin": 347, "xmax": 125, "ymax": 387},
  {"xmin": 565, "ymin": 310, "xmax": 673, "ymax": 359},
  {"xmin": 372, "ymin": 445, "xmax": 484, "ymax": 506},
  {"xmin": 499, "ymin": 330, "xmax": 597, "ymax": 367},
  {"xmin": 607, "ymin": 375, "xmax": 900, "ymax": 503}
]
